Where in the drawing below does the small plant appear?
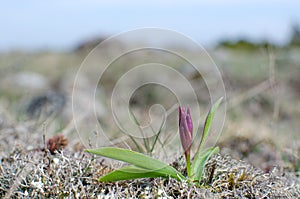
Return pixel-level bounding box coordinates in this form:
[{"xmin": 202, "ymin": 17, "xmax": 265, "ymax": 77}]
[
  {"xmin": 85, "ymin": 97, "xmax": 223, "ymax": 183},
  {"xmin": 47, "ymin": 134, "xmax": 68, "ymax": 154},
  {"xmin": 127, "ymin": 107, "xmax": 166, "ymax": 156}
]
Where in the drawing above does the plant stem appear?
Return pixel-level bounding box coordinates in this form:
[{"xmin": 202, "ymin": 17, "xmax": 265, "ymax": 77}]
[{"xmin": 186, "ymin": 153, "xmax": 191, "ymax": 178}]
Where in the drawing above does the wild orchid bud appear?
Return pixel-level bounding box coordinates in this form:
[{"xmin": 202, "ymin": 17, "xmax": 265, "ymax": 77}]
[
  {"xmin": 179, "ymin": 106, "xmax": 193, "ymax": 157},
  {"xmin": 186, "ymin": 107, "xmax": 193, "ymax": 133}
]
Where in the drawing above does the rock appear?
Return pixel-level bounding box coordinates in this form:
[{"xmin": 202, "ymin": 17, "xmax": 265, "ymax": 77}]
[{"xmin": 25, "ymin": 91, "xmax": 66, "ymax": 120}]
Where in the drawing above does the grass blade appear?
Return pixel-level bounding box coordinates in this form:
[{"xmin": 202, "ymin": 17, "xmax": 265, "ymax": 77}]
[
  {"xmin": 127, "ymin": 134, "xmax": 144, "ymax": 153},
  {"xmin": 150, "ymin": 116, "xmax": 165, "ymax": 153},
  {"xmin": 112, "ymin": 108, "xmax": 144, "ymax": 152},
  {"xmin": 129, "ymin": 108, "xmax": 149, "ymax": 152},
  {"xmin": 85, "ymin": 147, "xmax": 185, "ymax": 180},
  {"xmin": 99, "ymin": 165, "xmax": 170, "ymax": 182}
]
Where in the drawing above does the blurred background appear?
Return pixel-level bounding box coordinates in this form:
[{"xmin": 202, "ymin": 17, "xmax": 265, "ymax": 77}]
[{"xmin": 0, "ymin": 0, "xmax": 299, "ymax": 171}]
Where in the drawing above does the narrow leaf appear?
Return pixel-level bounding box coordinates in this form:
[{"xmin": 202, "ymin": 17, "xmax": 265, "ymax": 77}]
[
  {"xmin": 191, "ymin": 146, "xmax": 219, "ymax": 181},
  {"xmin": 85, "ymin": 147, "xmax": 184, "ymax": 180},
  {"xmin": 150, "ymin": 116, "xmax": 166, "ymax": 153},
  {"xmin": 99, "ymin": 165, "xmax": 170, "ymax": 182},
  {"xmin": 195, "ymin": 97, "xmax": 223, "ymax": 159},
  {"xmin": 129, "ymin": 108, "xmax": 149, "ymax": 151}
]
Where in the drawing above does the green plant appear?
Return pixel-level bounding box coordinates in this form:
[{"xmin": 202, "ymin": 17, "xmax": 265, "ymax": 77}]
[
  {"xmin": 112, "ymin": 104, "xmax": 166, "ymax": 156},
  {"xmin": 127, "ymin": 107, "xmax": 166, "ymax": 156},
  {"xmin": 85, "ymin": 97, "xmax": 223, "ymax": 183}
]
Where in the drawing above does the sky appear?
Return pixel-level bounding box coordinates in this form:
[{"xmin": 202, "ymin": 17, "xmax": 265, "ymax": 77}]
[{"xmin": 1, "ymin": 0, "xmax": 300, "ymax": 51}]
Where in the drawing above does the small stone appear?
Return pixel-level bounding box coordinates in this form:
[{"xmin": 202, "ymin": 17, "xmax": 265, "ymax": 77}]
[{"xmin": 53, "ymin": 158, "xmax": 59, "ymax": 164}]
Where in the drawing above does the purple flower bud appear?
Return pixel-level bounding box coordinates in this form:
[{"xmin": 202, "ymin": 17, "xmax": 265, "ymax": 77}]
[
  {"xmin": 186, "ymin": 107, "xmax": 193, "ymax": 133},
  {"xmin": 179, "ymin": 106, "xmax": 193, "ymax": 157}
]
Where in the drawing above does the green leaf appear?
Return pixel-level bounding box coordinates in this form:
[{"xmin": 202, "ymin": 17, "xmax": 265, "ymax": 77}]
[
  {"xmin": 191, "ymin": 146, "xmax": 219, "ymax": 181},
  {"xmin": 99, "ymin": 165, "xmax": 170, "ymax": 182},
  {"xmin": 150, "ymin": 116, "xmax": 165, "ymax": 153},
  {"xmin": 195, "ymin": 97, "xmax": 223, "ymax": 158},
  {"xmin": 191, "ymin": 97, "xmax": 223, "ymax": 181},
  {"xmin": 85, "ymin": 147, "xmax": 185, "ymax": 181}
]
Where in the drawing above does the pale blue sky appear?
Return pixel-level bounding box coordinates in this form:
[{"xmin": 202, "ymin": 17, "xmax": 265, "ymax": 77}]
[{"xmin": 1, "ymin": 0, "xmax": 300, "ymax": 51}]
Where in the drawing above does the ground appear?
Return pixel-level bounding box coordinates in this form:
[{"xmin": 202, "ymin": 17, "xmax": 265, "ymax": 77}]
[{"xmin": 0, "ymin": 46, "xmax": 299, "ymax": 198}]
